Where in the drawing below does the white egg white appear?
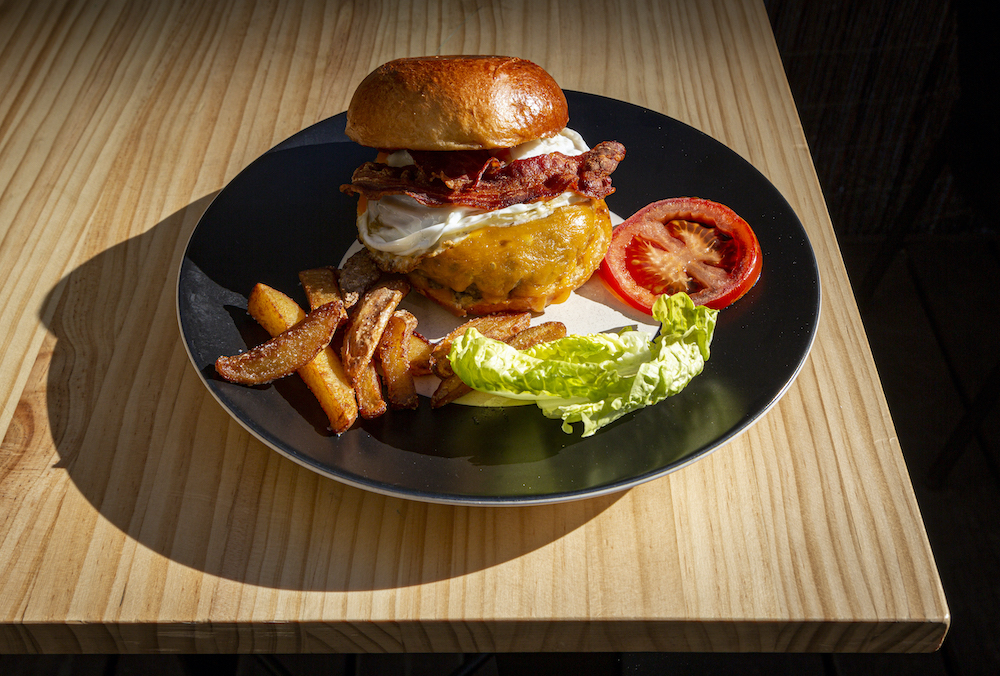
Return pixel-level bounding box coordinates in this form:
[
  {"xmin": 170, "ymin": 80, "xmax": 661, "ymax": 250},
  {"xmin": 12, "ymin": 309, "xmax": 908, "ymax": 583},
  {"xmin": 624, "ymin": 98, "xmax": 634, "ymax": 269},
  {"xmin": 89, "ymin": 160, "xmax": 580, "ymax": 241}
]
[{"xmin": 356, "ymin": 129, "xmax": 592, "ymax": 259}]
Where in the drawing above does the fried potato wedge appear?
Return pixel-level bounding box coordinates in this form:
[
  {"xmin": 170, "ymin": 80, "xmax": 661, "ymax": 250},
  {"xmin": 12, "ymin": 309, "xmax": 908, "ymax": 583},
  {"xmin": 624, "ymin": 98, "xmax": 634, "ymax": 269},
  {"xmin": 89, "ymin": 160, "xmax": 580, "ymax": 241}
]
[
  {"xmin": 430, "ymin": 321, "xmax": 567, "ymax": 408},
  {"xmin": 431, "ymin": 373, "xmax": 471, "ymax": 408},
  {"xmin": 215, "ymin": 300, "xmax": 343, "ymax": 385},
  {"xmin": 506, "ymin": 321, "xmax": 567, "ymax": 349},
  {"xmin": 339, "ymin": 248, "xmax": 383, "ymax": 310},
  {"xmin": 299, "ymin": 267, "xmax": 347, "ymax": 318},
  {"xmin": 353, "ymin": 362, "xmax": 387, "ymax": 419},
  {"xmin": 407, "ymin": 331, "xmax": 433, "ymax": 375},
  {"xmin": 378, "ymin": 310, "xmax": 419, "ymax": 410},
  {"xmin": 341, "ymin": 278, "xmax": 410, "ymax": 381},
  {"xmin": 245, "ymin": 283, "xmax": 358, "ymax": 433},
  {"xmin": 429, "ymin": 311, "xmax": 531, "ymax": 379}
]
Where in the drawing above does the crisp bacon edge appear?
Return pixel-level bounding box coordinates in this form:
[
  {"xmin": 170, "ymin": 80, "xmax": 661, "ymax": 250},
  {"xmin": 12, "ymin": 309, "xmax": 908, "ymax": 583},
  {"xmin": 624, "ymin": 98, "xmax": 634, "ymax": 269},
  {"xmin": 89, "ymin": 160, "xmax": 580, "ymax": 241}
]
[{"xmin": 341, "ymin": 141, "xmax": 625, "ymax": 211}]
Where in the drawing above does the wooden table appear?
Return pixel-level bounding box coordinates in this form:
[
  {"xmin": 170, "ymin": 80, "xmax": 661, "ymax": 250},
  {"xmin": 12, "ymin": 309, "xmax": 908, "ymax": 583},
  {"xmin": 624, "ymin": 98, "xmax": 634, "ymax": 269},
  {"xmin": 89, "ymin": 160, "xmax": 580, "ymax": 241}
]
[{"xmin": 0, "ymin": 0, "xmax": 949, "ymax": 654}]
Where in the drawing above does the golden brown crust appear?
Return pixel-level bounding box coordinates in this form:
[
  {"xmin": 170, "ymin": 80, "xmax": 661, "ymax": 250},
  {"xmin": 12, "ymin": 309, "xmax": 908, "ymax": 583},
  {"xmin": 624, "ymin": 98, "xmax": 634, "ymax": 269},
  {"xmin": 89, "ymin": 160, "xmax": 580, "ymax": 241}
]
[
  {"xmin": 346, "ymin": 56, "xmax": 569, "ymax": 151},
  {"xmin": 398, "ymin": 200, "xmax": 612, "ymax": 316}
]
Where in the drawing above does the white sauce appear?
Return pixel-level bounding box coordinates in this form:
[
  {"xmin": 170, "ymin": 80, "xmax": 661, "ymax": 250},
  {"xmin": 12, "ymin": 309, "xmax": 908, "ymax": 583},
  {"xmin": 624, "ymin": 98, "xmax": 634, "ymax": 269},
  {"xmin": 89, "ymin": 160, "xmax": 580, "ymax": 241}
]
[{"xmin": 357, "ymin": 129, "xmax": 591, "ymax": 258}]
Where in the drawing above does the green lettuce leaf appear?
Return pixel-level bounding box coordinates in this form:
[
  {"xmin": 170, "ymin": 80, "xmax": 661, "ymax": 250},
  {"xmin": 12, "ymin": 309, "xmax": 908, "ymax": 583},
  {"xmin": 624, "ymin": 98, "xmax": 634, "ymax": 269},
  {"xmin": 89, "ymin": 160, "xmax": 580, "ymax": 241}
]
[{"xmin": 448, "ymin": 293, "xmax": 718, "ymax": 437}]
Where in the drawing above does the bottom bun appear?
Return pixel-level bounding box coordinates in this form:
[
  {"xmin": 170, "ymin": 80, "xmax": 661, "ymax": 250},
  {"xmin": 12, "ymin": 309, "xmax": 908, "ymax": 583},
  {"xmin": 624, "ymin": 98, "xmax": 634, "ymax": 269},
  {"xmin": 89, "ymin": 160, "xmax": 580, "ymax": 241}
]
[{"xmin": 404, "ymin": 199, "xmax": 612, "ymax": 316}]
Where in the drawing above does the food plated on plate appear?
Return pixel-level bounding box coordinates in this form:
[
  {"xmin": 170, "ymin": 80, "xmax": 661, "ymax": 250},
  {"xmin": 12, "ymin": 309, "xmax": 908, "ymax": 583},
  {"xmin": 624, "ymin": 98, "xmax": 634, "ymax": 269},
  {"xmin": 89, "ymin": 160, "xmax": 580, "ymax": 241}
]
[
  {"xmin": 339, "ymin": 55, "xmax": 626, "ymax": 317},
  {"xmin": 213, "ymin": 56, "xmax": 762, "ymax": 438}
]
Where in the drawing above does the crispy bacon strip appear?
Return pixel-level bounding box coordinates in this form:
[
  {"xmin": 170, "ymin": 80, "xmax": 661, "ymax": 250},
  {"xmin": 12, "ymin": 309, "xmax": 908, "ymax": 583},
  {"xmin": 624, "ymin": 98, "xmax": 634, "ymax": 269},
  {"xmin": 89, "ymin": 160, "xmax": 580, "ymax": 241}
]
[
  {"xmin": 341, "ymin": 141, "xmax": 625, "ymax": 210},
  {"xmin": 409, "ymin": 149, "xmax": 501, "ymax": 189}
]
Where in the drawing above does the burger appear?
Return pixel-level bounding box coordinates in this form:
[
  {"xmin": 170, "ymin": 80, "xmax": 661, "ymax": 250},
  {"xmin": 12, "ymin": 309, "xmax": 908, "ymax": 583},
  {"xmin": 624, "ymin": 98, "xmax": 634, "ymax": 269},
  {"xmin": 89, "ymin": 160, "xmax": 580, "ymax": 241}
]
[{"xmin": 340, "ymin": 55, "xmax": 625, "ymax": 316}]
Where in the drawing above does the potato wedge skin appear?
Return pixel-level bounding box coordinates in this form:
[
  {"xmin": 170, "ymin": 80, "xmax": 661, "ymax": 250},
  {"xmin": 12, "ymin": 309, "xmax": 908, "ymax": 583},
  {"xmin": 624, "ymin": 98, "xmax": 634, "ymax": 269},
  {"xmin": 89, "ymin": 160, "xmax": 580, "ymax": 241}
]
[
  {"xmin": 379, "ymin": 310, "xmax": 419, "ymax": 410},
  {"xmin": 429, "ymin": 311, "xmax": 531, "ymax": 379},
  {"xmin": 430, "ymin": 320, "xmax": 567, "ymax": 408},
  {"xmin": 299, "ymin": 267, "xmax": 347, "ymax": 318},
  {"xmin": 407, "ymin": 331, "xmax": 433, "ymax": 376},
  {"xmin": 353, "ymin": 362, "xmax": 387, "ymax": 419},
  {"xmin": 247, "ymin": 283, "xmax": 358, "ymax": 434},
  {"xmin": 506, "ymin": 321, "xmax": 567, "ymax": 349},
  {"xmin": 341, "ymin": 278, "xmax": 410, "ymax": 381},
  {"xmin": 430, "ymin": 373, "xmax": 470, "ymax": 408},
  {"xmin": 215, "ymin": 300, "xmax": 342, "ymax": 385}
]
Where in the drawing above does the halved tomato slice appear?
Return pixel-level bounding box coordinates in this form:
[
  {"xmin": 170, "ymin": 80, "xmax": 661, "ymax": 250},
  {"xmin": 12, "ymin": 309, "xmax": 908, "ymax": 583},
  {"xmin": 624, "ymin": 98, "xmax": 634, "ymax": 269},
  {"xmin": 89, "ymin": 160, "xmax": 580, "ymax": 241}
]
[{"xmin": 599, "ymin": 197, "xmax": 762, "ymax": 312}]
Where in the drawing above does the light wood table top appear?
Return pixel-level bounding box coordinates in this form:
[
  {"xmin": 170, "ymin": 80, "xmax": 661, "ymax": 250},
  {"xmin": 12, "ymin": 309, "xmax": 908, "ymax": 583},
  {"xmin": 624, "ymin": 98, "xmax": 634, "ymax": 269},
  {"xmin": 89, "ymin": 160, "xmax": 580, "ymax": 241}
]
[{"xmin": 0, "ymin": 0, "xmax": 948, "ymax": 654}]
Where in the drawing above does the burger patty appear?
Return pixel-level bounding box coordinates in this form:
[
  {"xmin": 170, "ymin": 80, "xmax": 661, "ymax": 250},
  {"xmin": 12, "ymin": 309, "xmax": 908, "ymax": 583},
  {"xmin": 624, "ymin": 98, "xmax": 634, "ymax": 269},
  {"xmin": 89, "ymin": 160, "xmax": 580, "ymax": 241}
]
[{"xmin": 403, "ymin": 200, "xmax": 613, "ymax": 315}]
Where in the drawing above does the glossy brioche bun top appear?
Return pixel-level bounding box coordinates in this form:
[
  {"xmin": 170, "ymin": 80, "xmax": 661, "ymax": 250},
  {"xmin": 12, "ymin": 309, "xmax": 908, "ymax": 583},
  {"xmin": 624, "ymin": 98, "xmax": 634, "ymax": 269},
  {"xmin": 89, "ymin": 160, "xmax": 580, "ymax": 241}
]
[{"xmin": 345, "ymin": 55, "xmax": 569, "ymax": 151}]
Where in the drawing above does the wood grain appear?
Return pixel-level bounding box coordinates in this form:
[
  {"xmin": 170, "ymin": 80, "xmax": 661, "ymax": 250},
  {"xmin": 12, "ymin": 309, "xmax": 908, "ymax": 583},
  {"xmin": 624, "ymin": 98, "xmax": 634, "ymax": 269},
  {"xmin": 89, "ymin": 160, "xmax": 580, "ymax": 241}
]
[{"xmin": 0, "ymin": 0, "xmax": 948, "ymax": 653}]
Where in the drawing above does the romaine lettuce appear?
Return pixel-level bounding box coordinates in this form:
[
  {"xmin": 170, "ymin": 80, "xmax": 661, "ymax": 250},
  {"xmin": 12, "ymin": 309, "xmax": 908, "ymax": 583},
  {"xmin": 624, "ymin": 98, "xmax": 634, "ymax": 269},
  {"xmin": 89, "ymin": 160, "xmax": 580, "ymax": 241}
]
[{"xmin": 448, "ymin": 293, "xmax": 718, "ymax": 436}]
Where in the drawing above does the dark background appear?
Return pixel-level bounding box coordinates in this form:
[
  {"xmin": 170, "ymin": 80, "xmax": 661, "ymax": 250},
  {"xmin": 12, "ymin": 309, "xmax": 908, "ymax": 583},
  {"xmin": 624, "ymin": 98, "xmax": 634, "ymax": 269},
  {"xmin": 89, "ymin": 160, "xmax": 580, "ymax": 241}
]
[{"xmin": 4, "ymin": 0, "xmax": 999, "ymax": 674}]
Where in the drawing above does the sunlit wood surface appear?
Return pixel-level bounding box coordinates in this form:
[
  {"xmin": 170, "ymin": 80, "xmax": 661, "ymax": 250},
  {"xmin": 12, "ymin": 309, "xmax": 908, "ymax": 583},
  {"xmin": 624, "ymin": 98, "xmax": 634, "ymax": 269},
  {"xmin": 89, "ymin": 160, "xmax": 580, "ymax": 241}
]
[{"xmin": 0, "ymin": 0, "xmax": 948, "ymax": 653}]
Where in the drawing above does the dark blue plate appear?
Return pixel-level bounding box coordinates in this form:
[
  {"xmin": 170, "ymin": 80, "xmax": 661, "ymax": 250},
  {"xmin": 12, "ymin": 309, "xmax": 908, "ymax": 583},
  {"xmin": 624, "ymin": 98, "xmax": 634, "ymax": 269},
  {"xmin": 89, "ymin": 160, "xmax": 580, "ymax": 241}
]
[{"xmin": 176, "ymin": 92, "xmax": 820, "ymax": 505}]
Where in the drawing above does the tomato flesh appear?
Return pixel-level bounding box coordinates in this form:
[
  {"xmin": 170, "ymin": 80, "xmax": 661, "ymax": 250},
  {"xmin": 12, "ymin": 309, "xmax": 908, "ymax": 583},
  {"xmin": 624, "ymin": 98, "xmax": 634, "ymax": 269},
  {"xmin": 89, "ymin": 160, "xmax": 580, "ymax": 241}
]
[{"xmin": 599, "ymin": 197, "xmax": 762, "ymax": 312}]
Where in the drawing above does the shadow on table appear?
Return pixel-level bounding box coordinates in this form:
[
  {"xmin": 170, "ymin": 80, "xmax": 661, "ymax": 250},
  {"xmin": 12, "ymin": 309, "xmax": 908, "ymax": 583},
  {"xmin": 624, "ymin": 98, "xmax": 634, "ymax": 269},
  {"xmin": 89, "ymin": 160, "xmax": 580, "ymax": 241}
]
[{"xmin": 38, "ymin": 194, "xmax": 622, "ymax": 592}]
